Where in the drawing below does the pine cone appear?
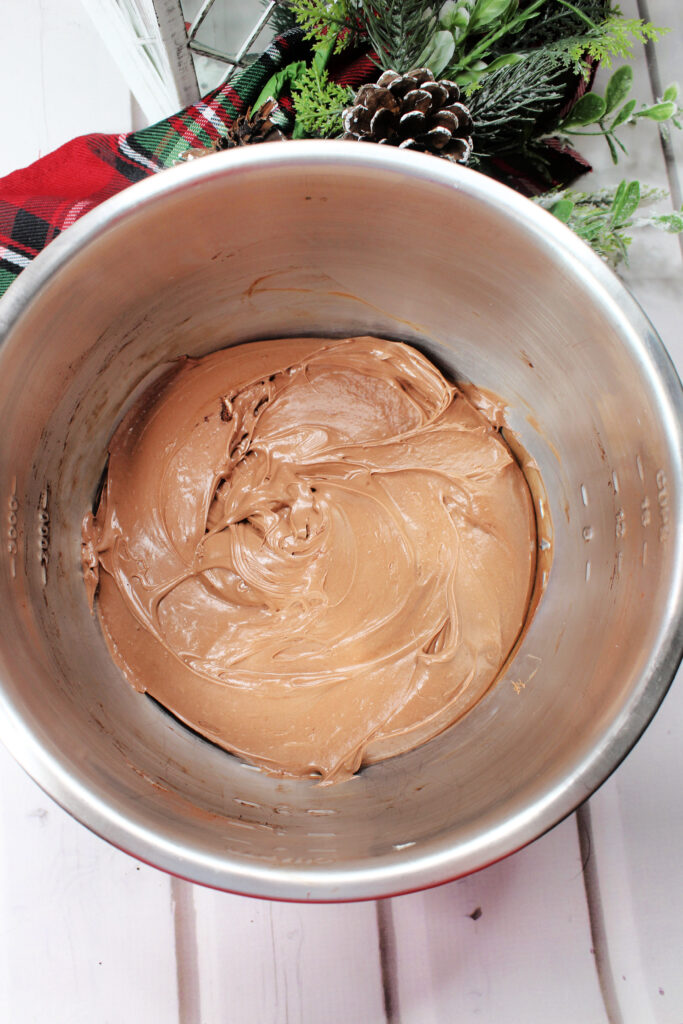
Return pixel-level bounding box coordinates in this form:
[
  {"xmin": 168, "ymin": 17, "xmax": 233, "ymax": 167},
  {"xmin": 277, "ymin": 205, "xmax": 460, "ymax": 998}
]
[
  {"xmin": 342, "ymin": 68, "xmax": 473, "ymax": 164},
  {"xmin": 175, "ymin": 99, "xmax": 286, "ymax": 164},
  {"xmin": 217, "ymin": 98, "xmax": 287, "ymax": 149}
]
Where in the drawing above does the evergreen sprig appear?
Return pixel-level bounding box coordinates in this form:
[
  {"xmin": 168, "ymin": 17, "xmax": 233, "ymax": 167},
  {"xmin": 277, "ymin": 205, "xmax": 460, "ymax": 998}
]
[
  {"xmin": 468, "ymin": 51, "xmax": 567, "ymax": 155},
  {"xmin": 563, "ymin": 13, "xmax": 667, "ymax": 73},
  {"xmin": 288, "ymin": 0, "xmax": 356, "ymax": 52},
  {"xmin": 292, "ymin": 65, "xmax": 354, "ymax": 135},
  {"xmin": 357, "ymin": 0, "xmax": 438, "ymax": 72},
  {"xmin": 278, "ymin": 0, "xmax": 683, "ymax": 260},
  {"xmin": 535, "ymin": 180, "xmax": 683, "ymax": 264},
  {"xmin": 507, "ymin": 0, "xmax": 610, "ymax": 48}
]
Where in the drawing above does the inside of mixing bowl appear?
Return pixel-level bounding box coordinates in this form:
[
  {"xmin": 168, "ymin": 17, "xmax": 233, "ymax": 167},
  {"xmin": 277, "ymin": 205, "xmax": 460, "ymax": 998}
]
[{"xmin": 0, "ymin": 152, "xmax": 679, "ymax": 896}]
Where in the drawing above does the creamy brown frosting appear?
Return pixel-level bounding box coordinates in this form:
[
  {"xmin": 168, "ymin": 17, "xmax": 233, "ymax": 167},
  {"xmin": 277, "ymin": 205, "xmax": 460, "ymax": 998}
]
[{"xmin": 82, "ymin": 337, "xmax": 537, "ymax": 782}]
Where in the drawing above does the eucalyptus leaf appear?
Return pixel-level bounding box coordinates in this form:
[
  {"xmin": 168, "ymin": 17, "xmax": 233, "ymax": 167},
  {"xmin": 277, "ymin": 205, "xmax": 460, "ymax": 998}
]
[
  {"xmin": 656, "ymin": 211, "xmax": 683, "ymax": 232},
  {"xmin": 604, "ymin": 66, "xmax": 633, "ymax": 114},
  {"xmin": 461, "ymin": 51, "xmax": 523, "ymax": 86},
  {"xmin": 614, "ymin": 134, "xmax": 629, "ymax": 155},
  {"xmin": 612, "ymin": 180, "xmax": 627, "ymax": 212},
  {"xmin": 606, "ymin": 133, "xmax": 619, "ymax": 165},
  {"xmin": 483, "ymin": 52, "xmax": 525, "ymax": 73},
  {"xmin": 612, "ymin": 180, "xmax": 640, "ymax": 224},
  {"xmin": 550, "ymin": 199, "xmax": 574, "ymax": 223},
  {"xmin": 439, "ymin": 0, "xmax": 470, "ymax": 33},
  {"xmin": 455, "ymin": 58, "xmax": 489, "ymax": 84},
  {"xmin": 662, "ymin": 83, "xmax": 679, "ymax": 103},
  {"xmin": 562, "ymin": 92, "xmax": 606, "ymax": 128},
  {"xmin": 610, "ymin": 98, "xmax": 636, "ymax": 129},
  {"xmin": 638, "ymin": 101, "xmax": 677, "ymax": 122},
  {"xmin": 620, "ymin": 181, "xmax": 642, "ymax": 221},
  {"xmin": 420, "ymin": 30, "xmax": 456, "ymax": 77},
  {"xmin": 455, "ymin": 66, "xmax": 486, "ymax": 87},
  {"xmin": 468, "ymin": 0, "xmax": 515, "ymax": 33}
]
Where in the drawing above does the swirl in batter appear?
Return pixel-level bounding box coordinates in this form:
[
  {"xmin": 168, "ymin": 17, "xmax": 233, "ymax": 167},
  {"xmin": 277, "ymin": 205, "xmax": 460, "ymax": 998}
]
[{"xmin": 82, "ymin": 337, "xmax": 537, "ymax": 782}]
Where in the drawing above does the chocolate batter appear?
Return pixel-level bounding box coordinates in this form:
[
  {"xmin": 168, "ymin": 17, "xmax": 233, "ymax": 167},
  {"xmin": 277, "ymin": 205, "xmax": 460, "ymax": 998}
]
[{"xmin": 82, "ymin": 337, "xmax": 537, "ymax": 782}]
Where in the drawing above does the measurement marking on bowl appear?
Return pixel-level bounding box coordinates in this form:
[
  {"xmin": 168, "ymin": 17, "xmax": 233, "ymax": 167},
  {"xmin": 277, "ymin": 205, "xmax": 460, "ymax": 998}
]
[
  {"xmin": 582, "ymin": 526, "xmax": 593, "ymax": 542},
  {"xmin": 585, "ymin": 560, "xmax": 592, "ymax": 582},
  {"xmin": 641, "ymin": 496, "xmax": 652, "ymax": 527},
  {"xmin": 393, "ymin": 841, "xmax": 416, "ymax": 851},
  {"xmin": 511, "ymin": 655, "xmax": 541, "ymax": 694},
  {"xmin": 581, "ymin": 484, "xmax": 589, "ymax": 507},
  {"xmin": 615, "ymin": 550, "xmax": 623, "ymax": 578},
  {"xmin": 656, "ymin": 470, "xmax": 670, "ymax": 542},
  {"xmin": 612, "ymin": 470, "xmax": 620, "ymax": 494},
  {"xmin": 615, "ymin": 508, "xmax": 626, "ymax": 540},
  {"xmin": 636, "ymin": 453, "xmax": 645, "ymax": 484},
  {"xmin": 37, "ymin": 489, "xmax": 50, "ymax": 586},
  {"xmin": 7, "ymin": 478, "xmax": 18, "ymax": 579},
  {"xmin": 642, "ymin": 541, "xmax": 648, "ymax": 567},
  {"xmin": 306, "ymin": 808, "xmax": 337, "ymax": 817},
  {"xmin": 537, "ymin": 497, "xmax": 545, "ymax": 520}
]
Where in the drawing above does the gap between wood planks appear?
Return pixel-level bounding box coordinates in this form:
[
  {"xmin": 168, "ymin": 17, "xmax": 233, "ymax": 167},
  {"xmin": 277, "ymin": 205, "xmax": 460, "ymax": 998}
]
[
  {"xmin": 576, "ymin": 805, "xmax": 623, "ymax": 1024},
  {"xmin": 376, "ymin": 899, "xmax": 401, "ymax": 1023},
  {"xmin": 171, "ymin": 876, "xmax": 202, "ymax": 1024}
]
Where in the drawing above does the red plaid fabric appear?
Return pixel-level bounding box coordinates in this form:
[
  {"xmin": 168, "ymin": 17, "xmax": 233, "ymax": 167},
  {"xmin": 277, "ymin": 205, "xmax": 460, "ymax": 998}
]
[{"xmin": 0, "ymin": 29, "xmax": 313, "ymax": 298}]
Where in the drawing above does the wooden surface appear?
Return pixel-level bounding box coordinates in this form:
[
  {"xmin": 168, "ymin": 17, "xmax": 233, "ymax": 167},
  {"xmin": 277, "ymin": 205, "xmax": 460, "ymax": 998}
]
[{"xmin": 1, "ymin": 2, "xmax": 682, "ymax": 1021}]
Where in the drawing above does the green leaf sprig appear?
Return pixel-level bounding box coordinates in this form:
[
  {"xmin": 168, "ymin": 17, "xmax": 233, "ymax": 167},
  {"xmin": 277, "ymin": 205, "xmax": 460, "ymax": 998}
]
[
  {"xmin": 288, "ymin": 0, "xmax": 356, "ymax": 53},
  {"xmin": 440, "ymin": 0, "xmax": 548, "ymax": 85},
  {"xmin": 279, "ymin": 1, "xmax": 683, "ymax": 263},
  {"xmin": 536, "ymin": 179, "xmax": 683, "ymax": 264},
  {"xmin": 556, "ymin": 68, "xmax": 681, "ymax": 163},
  {"xmin": 562, "ymin": 12, "xmax": 667, "ymax": 73},
  {"xmin": 291, "ymin": 39, "xmax": 354, "ymax": 136},
  {"xmin": 285, "ymin": 2, "xmax": 668, "ymax": 86}
]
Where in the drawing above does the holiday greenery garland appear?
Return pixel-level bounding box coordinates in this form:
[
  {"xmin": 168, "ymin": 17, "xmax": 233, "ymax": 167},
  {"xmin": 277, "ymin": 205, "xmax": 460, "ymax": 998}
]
[{"xmin": 250, "ymin": 0, "xmax": 682, "ymax": 263}]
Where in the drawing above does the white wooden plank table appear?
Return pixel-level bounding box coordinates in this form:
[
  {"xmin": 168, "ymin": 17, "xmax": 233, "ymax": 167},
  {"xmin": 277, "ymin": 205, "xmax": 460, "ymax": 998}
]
[{"xmin": 1, "ymin": 3, "xmax": 681, "ymax": 1022}]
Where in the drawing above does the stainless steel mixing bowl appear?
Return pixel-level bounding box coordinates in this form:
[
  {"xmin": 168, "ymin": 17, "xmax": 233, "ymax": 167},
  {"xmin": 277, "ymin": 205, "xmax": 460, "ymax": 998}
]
[{"xmin": 0, "ymin": 142, "xmax": 681, "ymax": 900}]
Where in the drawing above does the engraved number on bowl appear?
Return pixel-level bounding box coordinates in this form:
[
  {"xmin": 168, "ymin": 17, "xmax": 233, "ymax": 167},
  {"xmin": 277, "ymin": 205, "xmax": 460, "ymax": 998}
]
[
  {"xmin": 656, "ymin": 470, "xmax": 670, "ymax": 542},
  {"xmin": 7, "ymin": 494, "xmax": 18, "ymax": 554},
  {"xmin": 615, "ymin": 507, "xmax": 626, "ymax": 539},
  {"xmin": 38, "ymin": 491, "xmax": 50, "ymax": 585}
]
